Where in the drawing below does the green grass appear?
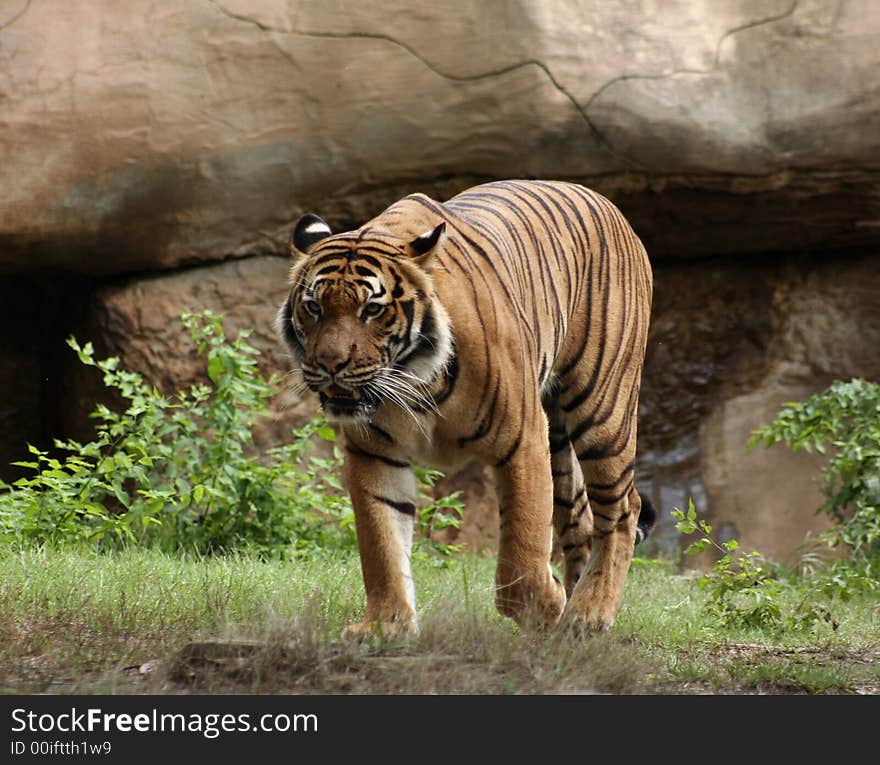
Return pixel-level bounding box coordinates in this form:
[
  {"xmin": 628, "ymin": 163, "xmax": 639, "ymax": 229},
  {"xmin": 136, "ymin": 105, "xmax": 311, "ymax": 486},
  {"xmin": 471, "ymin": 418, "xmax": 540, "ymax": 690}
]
[{"xmin": 1, "ymin": 546, "xmax": 877, "ymax": 694}]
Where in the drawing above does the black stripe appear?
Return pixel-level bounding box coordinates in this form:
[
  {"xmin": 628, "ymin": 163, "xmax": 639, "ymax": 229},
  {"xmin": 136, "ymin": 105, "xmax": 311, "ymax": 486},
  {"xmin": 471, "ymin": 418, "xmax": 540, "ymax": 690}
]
[
  {"xmin": 459, "ymin": 373, "xmax": 500, "ymax": 446},
  {"xmin": 587, "ymin": 462, "xmax": 636, "ymax": 492},
  {"xmin": 345, "ymin": 443, "xmax": 410, "ymax": 469},
  {"xmin": 557, "ymin": 190, "xmax": 608, "ymax": 381},
  {"xmin": 588, "ymin": 481, "xmax": 635, "ymax": 507},
  {"xmin": 493, "ymin": 432, "xmax": 522, "ymax": 468},
  {"xmin": 395, "ymin": 304, "xmax": 438, "ymax": 370},
  {"xmin": 352, "ymin": 243, "xmax": 401, "ymax": 259},
  {"xmin": 431, "ymin": 351, "xmax": 459, "ymax": 405},
  {"xmin": 549, "ymin": 433, "xmax": 570, "ymax": 453},
  {"xmin": 368, "ymin": 423, "xmax": 395, "ymax": 443},
  {"xmin": 348, "ymin": 251, "xmax": 384, "ymax": 268},
  {"xmin": 391, "ymin": 269, "xmax": 404, "ymax": 299},
  {"xmin": 575, "ymin": 437, "xmax": 629, "ymax": 462},
  {"xmin": 372, "ymin": 494, "xmax": 416, "ymax": 516},
  {"xmin": 418, "ymin": 305, "xmax": 436, "ymax": 344},
  {"xmin": 400, "ymin": 299, "xmax": 415, "ymax": 333},
  {"xmin": 312, "ymin": 251, "xmax": 351, "ymax": 268}
]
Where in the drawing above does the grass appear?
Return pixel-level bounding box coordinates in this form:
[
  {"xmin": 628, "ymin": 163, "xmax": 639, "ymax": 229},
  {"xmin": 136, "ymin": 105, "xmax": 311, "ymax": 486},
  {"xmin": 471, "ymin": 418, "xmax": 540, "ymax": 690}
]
[{"xmin": 0, "ymin": 546, "xmax": 877, "ymax": 695}]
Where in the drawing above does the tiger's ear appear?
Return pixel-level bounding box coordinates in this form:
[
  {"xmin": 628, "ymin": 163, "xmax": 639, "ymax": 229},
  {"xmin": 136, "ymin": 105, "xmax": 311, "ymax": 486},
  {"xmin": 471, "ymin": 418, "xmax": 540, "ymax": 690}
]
[
  {"xmin": 291, "ymin": 214, "xmax": 332, "ymax": 259},
  {"xmin": 405, "ymin": 222, "xmax": 446, "ymax": 268}
]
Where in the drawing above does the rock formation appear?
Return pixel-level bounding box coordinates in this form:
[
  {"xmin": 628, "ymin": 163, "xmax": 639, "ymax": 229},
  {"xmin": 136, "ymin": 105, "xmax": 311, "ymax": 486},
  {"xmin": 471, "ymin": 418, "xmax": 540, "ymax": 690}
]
[{"xmin": 2, "ymin": 0, "xmax": 879, "ymax": 561}]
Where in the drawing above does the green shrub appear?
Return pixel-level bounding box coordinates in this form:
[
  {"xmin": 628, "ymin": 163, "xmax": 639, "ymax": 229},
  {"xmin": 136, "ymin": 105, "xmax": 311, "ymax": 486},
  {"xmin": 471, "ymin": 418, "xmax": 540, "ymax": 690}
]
[
  {"xmin": 0, "ymin": 311, "xmax": 460, "ymax": 560},
  {"xmin": 673, "ymin": 491, "xmax": 876, "ymax": 635},
  {"xmin": 672, "ymin": 500, "xmax": 785, "ymax": 631},
  {"xmin": 412, "ymin": 467, "xmax": 464, "ymax": 565},
  {"xmin": 749, "ymin": 378, "xmax": 880, "ymax": 560}
]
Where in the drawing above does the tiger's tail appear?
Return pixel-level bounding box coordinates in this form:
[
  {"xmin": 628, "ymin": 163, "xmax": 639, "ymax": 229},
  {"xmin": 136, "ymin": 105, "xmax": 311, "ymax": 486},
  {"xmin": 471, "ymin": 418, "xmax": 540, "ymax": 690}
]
[{"xmin": 635, "ymin": 495, "xmax": 657, "ymax": 546}]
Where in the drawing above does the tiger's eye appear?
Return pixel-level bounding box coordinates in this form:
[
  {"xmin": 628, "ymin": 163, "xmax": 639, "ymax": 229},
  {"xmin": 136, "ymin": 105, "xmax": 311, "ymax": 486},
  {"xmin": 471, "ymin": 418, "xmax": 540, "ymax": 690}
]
[
  {"xmin": 302, "ymin": 298, "xmax": 321, "ymax": 318},
  {"xmin": 361, "ymin": 302, "xmax": 385, "ymax": 321}
]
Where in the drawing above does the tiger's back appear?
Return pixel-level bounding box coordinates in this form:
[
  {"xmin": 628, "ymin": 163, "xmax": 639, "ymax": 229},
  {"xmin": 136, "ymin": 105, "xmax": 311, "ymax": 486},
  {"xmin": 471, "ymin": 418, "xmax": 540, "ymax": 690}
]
[
  {"xmin": 278, "ymin": 180, "xmax": 653, "ymax": 638},
  {"xmin": 361, "ymin": 182, "xmax": 651, "ymax": 468}
]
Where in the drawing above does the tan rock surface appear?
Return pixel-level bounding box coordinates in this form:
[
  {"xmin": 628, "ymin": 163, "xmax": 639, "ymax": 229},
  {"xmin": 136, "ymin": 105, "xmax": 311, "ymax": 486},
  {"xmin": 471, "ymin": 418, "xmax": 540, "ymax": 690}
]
[
  {"xmin": 3, "ymin": 0, "xmax": 880, "ymax": 558},
  {"xmin": 2, "ymin": 0, "xmax": 879, "ymax": 273},
  {"xmin": 697, "ymin": 255, "xmax": 880, "ymax": 562}
]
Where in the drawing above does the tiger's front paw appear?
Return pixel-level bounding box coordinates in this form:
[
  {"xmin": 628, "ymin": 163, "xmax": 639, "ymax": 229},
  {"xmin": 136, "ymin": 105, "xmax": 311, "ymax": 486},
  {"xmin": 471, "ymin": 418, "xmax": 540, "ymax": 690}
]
[
  {"xmin": 562, "ymin": 586, "xmax": 619, "ymax": 635},
  {"xmin": 495, "ymin": 571, "xmax": 567, "ymax": 631},
  {"xmin": 560, "ymin": 609, "xmax": 615, "ymax": 636},
  {"xmin": 341, "ymin": 618, "xmax": 417, "ymax": 643}
]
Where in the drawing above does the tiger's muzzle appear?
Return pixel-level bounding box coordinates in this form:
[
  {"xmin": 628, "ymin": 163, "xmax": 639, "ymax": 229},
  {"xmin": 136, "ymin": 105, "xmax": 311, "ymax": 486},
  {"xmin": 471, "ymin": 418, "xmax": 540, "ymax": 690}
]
[{"xmin": 317, "ymin": 384, "xmax": 381, "ymax": 420}]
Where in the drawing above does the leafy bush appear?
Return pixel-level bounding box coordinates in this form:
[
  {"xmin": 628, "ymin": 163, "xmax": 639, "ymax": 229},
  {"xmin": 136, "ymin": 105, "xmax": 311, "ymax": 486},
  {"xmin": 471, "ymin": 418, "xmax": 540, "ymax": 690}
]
[
  {"xmin": 412, "ymin": 467, "xmax": 464, "ymax": 565},
  {"xmin": 672, "ymin": 500, "xmax": 785, "ymax": 631},
  {"xmin": 672, "ymin": 378, "xmax": 880, "ymax": 631},
  {"xmin": 673, "ymin": 496, "xmax": 876, "ymax": 635},
  {"xmin": 0, "ymin": 311, "xmax": 460, "ymax": 560},
  {"xmin": 749, "ymin": 378, "xmax": 880, "ymax": 558}
]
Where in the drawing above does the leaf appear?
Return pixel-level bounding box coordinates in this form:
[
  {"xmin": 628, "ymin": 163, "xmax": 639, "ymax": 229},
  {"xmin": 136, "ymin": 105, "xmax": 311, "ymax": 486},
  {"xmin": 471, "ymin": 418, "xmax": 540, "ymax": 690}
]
[
  {"xmin": 684, "ymin": 539, "xmax": 710, "ymax": 555},
  {"xmin": 315, "ymin": 424, "xmax": 336, "ymax": 443},
  {"xmin": 675, "ymin": 519, "xmax": 697, "ymax": 535},
  {"xmin": 207, "ymin": 356, "xmax": 224, "ymax": 383}
]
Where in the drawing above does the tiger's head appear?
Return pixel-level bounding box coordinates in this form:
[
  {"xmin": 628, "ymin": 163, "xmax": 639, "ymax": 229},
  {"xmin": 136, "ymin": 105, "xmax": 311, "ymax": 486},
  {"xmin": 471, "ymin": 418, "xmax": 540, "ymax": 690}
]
[{"xmin": 276, "ymin": 213, "xmax": 453, "ymax": 422}]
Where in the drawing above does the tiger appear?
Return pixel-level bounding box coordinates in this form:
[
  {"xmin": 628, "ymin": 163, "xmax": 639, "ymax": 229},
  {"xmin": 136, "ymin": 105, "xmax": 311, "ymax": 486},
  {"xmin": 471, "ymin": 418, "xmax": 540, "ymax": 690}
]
[{"xmin": 276, "ymin": 180, "xmax": 654, "ymax": 640}]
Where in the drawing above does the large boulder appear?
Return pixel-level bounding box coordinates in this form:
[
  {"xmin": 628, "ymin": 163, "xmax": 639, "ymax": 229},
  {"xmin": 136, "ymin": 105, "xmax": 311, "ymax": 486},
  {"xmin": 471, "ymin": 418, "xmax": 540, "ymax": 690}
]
[
  {"xmin": 696, "ymin": 254, "xmax": 880, "ymax": 562},
  {"xmin": 1, "ymin": 0, "xmax": 878, "ymax": 274},
  {"xmin": 3, "ymin": 0, "xmax": 880, "ymax": 561}
]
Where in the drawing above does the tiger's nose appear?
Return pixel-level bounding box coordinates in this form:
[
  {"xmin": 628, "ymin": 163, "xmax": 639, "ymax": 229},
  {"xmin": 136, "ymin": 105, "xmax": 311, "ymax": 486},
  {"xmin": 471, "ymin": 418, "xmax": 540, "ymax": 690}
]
[{"xmin": 316, "ymin": 352, "xmax": 350, "ymax": 376}]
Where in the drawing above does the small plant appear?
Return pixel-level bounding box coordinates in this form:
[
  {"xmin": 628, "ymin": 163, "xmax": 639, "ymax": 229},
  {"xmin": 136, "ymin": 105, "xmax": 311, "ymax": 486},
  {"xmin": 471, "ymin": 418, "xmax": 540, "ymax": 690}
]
[
  {"xmin": 672, "ymin": 500, "xmax": 784, "ymax": 631},
  {"xmin": 412, "ymin": 467, "xmax": 463, "ymax": 565},
  {"xmin": 671, "ymin": 499, "xmax": 859, "ymax": 634},
  {"xmin": 749, "ymin": 378, "xmax": 880, "ymax": 559}
]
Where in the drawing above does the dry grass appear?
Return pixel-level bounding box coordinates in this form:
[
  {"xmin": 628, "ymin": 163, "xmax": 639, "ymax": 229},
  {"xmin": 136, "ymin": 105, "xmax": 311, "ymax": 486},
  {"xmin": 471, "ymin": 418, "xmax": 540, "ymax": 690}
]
[
  {"xmin": 164, "ymin": 596, "xmax": 655, "ymax": 695},
  {"xmin": 1, "ymin": 547, "xmax": 877, "ymax": 695}
]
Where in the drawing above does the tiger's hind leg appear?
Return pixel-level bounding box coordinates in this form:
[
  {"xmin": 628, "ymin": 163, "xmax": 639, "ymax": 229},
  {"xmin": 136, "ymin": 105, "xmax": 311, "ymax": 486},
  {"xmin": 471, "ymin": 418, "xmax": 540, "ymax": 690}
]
[
  {"xmin": 567, "ymin": 481, "xmax": 642, "ymax": 632},
  {"xmin": 561, "ymin": 386, "xmax": 644, "ymax": 632},
  {"xmin": 544, "ymin": 392, "xmax": 592, "ymax": 598}
]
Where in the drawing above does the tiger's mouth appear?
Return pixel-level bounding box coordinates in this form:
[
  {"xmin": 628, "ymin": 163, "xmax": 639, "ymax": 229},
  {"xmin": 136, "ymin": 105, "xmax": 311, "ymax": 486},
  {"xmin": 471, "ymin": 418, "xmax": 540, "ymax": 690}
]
[{"xmin": 318, "ymin": 385, "xmax": 380, "ymax": 420}]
